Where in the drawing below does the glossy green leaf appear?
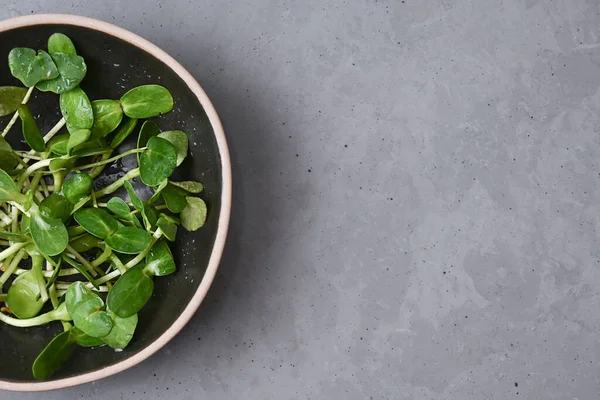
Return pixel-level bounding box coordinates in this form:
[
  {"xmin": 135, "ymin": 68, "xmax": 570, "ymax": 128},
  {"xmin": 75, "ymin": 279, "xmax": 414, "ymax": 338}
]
[
  {"xmin": 17, "ymin": 104, "xmax": 45, "ymax": 152},
  {"xmin": 32, "ymin": 331, "xmax": 74, "ymax": 380},
  {"xmin": 8, "ymin": 48, "xmax": 58, "ymax": 87},
  {"xmin": 181, "ymin": 197, "xmax": 207, "ymax": 231},
  {"xmin": 157, "ymin": 130, "xmax": 188, "ymax": 166},
  {"xmin": 0, "ymin": 137, "xmax": 20, "ymax": 170},
  {"xmin": 147, "ymin": 178, "xmax": 168, "ymax": 204},
  {"xmin": 69, "ymin": 233, "xmax": 101, "ymax": 253},
  {"xmin": 66, "ymin": 129, "xmax": 91, "ymax": 155},
  {"xmin": 136, "ymin": 120, "xmax": 160, "ymax": 164},
  {"xmin": 47, "ymin": 33, "xmax": 77, "ymax": 56},
  {"xmin": 109, "ymin": 117, "xmax": 138, "ymax": 149},
  {"xmin": 74, "ymin": 208, "xmax": 119, "ymax": 239},
  {"xmin": 36, "ymin": 53, "xmax": 87, "ymax": 94},
  {"xmin": 161, "ymin": 185, "xmax": 187, "ymax": 213},
  {"xmin": 70, "ymin": 327, "xmax": 104, "ymax": 347},
  {"xmin": 105, "ymin": 227, "xmax": 151, "ymax": 254},
  {"xmin": 29, "ymin": 213, "xmax": 69, "ymax": 256},
  {"xmin": 102, "ymin": 311, "xmax": 137, "ymax": 349},
  {"xmin": 139, "ymin": 137, "xmax": 177, "ymax": 187},
  {"xmin": 6, "ymin": 270, "xmax": 45, "ymax": 319},
  {"xmin": 123, "ymin": 180, "xmax": 143, "ymax": 211},
  {"xmin": 120, "ymin": 85, "xmax": 174, "ymax": 118},
  {"xmin": 142, "ymin": 204, "xmax": 158, "ymax": 230},
  {"xmin": 169, "ymin": 180, "xmax": 204, "ymax": 194},
  {"xmin": 61, "ymin": 254, "xmax": 98, "ymax": 289},
  {"xmin": 0, "ymin": 231, "xmax": 28, "ymax": 242},
  {"xmin": 106, "ymin": 265, "xmax": 154, "ymax": 318},
  {"xmin": 0, "ymin": 169, "xmax": 19, "ymax": 202},
  {"xmin": 144, "ymin": 240, "xmax": 176, "ymax": 276},
  {"xmin": 49, "ymin": 156, "xmax": 76, "ymax": 173},
  {"xmin": 65, "ymin": 281, "xmax": 113, "ymax": 338},
  {"xmin": 156, "ymin": 216, "xmax": 177, "ymax": 241},
  {"xmin": 62, "ymin": 173, "xmax": 94, "ymax": 204},
  {"xmin": 48, "ymin": 134, "xmax": 69, "ymax": 156},
  {"xmin": 106, "ymin": 197, "xmax": 131, "ymax": 219},
  {"xmin": 60, "ymin": 87, "xmax": 93, "ymax": 132},
  {"xmin": 0, "ymin": 86, "xmax": 28, "ymax": 117},
  {"xmin": 90, "ymin": 100, "xmax": 123, "ymax": 138},
  {"xmin": 39, "ymin": 192, "xmax": 72, "ymax": 222}
]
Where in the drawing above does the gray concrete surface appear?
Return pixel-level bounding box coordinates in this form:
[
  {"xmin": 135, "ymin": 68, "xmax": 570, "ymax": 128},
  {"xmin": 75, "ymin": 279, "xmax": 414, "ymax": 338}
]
[{"xmin": 2, "ymin": 0, "xmax": 600, "ymax": 399}]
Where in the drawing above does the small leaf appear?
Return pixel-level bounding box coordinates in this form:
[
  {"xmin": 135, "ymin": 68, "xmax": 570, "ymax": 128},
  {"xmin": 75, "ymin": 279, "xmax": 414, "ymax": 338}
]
[
  {"xmin": 48, "ymin": 134, "xmax": 69, "ymax": 156},
  {"xmin": 144, "ymin": 240, "xmax": 176, "ymax": 276},
  {"xmin": 123, "ymin": 180, "xmax": 144, "ymax": 211},
  {"xmin": 47, "ymin": 33, "xmax": 77, "ymax": 56},
  {"xmin": 161, "ymin": 184, "xmax": 187, "ymax": 213},
  {"xmin": 142, "ymin": 204, "xmax": 158, "ymax": 230},
  {"xmin": 181, "ymin": 197, "xmax": 207, "ymax": 231},
  {"xmin": 65, "ymin": 281, "xmax": 113, "ymax": 338},
  {"xmin": 120, "ymin": 85, "xmax": 173, "ymax": 118},
  {"xmin": 29, "ymin": 213, "xmax": 69, "ymax": 256},
  {"xmin": 0, "ymin": 169, "xmax": 19, "ymax": 202},
  {"xmin": 70, "ymin": 327, "xmax": 104, "ymax": 347},
  {"xmin": 106, "ymin": 265, "xmax": 154, "ymax": 318},
  {"xmin": 8, "ymin": 48, "xmax": 58, "ymax": 87},
  {"xmin": 0, "ymin": 86, "xmax": 28, "ymax": 117},
  {"xmin": 37, "ymin": 53, "xmax": 87, "ymax": 94},
  {"xmin": 136, "ymin": 120, "xmax": 160, "ymax": 165},
  {"xmin": 169, "ymin": 180, "xmax": 204, "ymax": 193},
  {"xmin": 139, "ymin": 137, "xmax": 177, "ymax": 187},
  {"xmin": 102, "ymin": 311, "xmax": 137, "ymax": 349},
  {"xmin": 74, "ymin": 208, "xmax": 119, "ymax": 239},
  {"xmin": 39, "ymin": 192, "xmax": 72, "ymax": 222},
  {"xmin": 157, "ymin": 130, "xmax": 188, "ymax": 166},
  {"xmin": 109, "ymin": 117, "xmax": 138, "ymax": 149},
  {"xmin": 60, "ymin": 87, "xmax": 93, "ymax": 132},
  {"xmin": 7, "ymin": 270, "xmax": 45, "ymax": 319},
  {"xmin": 17, "ymin": 104, "xmax": 45, "ymax": 152},
  {"xmin": 107, "ymin": 197, "xmax": 131, "ymax": 219},
  {"xmin": 66, "ymin": 128, "xmax": 91, "ymax": 155},
  {"xmin": 90, "ymin": 100, "xmax": 123, "ymax": 138},
  {"xmin": 156, "ymin": 216, "xmax": 177, "ymax": 241},
  {"xmin": 0, "ymin": 136, "xmax": 20, "ymax": 170},
  {"xmin": 62, "ymin": 173, "xmax": 94, "ymax": 204},
  {"xmin": 105, "ymin": 227, "xmax": 152, "ymax": 254},
  {"xmin": 32, "ymin": 331, "xmax": 74, "ymax": 380}
]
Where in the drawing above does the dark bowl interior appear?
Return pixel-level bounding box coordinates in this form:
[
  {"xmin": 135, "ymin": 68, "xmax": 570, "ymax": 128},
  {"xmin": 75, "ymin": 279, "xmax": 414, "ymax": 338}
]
[{"xmin": 0, "ymin": 24, "xmax": 223, "ymax": 382}]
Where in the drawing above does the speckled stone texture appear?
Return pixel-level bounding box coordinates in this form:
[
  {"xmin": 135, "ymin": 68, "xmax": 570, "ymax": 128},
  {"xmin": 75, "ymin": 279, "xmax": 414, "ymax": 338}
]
[{"xmin": 2, "ymin": 0, "xmax": 600, "ymax": 399}]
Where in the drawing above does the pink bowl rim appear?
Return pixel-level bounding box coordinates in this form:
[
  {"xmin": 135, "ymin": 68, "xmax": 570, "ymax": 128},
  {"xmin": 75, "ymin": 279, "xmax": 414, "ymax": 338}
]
[{"xmin": 0, "ymin": 13, "xmax": 232, "ymax": 392}]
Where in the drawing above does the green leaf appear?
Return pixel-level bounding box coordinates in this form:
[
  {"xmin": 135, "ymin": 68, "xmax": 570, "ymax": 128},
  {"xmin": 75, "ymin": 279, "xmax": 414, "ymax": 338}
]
[
  {"xmin": 74, "ymin": 208, "xmax": 119, "ymax": 239},
  {"xmin": 105, "ymin": 227, "xmax": 151, "ymax": 254},
  {"xmin": 61, "ymin": 254, "xmax": 98, "ymax": 289},
  {"xmin": 120, "ymin": 85, "xmax": 174, "ymax": 118},
  {"xmin": 36, "ymin": 53, "xmax": 87, "ymax": 94},
  {"xmin": 102, "ymin": 311, "xmax": 137, "ymax": 349},
  {"xmin": 161, "ymin": 184, "xmax": 187, "ymax": 213},
  {"xmin": 90, "ymin": 100, "xmax": 123, "ymax": 138},
  {"xmin": 49, "ymin": 156, "xmax": 76, "ymax": 173},
  {"xmin": 0, "ymin": 86, "xmax": 28, "ymax": 117},
  {"xmin": 147, "ymin": 178, "xmax": 168, "ymax": 204},
  {"xmin": 123, "ymin": 180, "xmax": 144, "ymax": 211},
  {"xmin": 139, "ymin": 137, "xmax": 177, "ymax": 187},
  {"xmin": 0, "ymin": 137, "xmax": 20, "ymax": 171},
  {"xmin": 32, "ymin": 331, "xmax": 74, "ymax": 380},
  {"xmin": 169, "ymin": 180, "xmax": 204, "ymax": 193},
  {"xmin": 8, "ymin": 48, "xmax": 58, "ymax": 87},
  {"xmin": 17, "ymin": 104, "xmax": 45, "ymax": 152},
  {"xmin": 48, "ymin": 134, "xmax": 69, "ymax": 156},
  {"xmin": 39, "ymin": 192, "xmax": 72, "ymax": 222},
  {"xmin": 0, "ymin": 231, "xmax": 28, "ymax": 242},
  {"xmin": 142, "ymin": 204, "xmax": 158, "ymax": 230},
  {"xmin": 181, "ymin": 197, "xmax": 207, "ymax": 231},
  {"xmin": 109, "ymin": 117, "xmax": 138, "ymax": 149},
  {"xmin": 136, "ymin": 120, "xmax": 160, "ymax": 165},
  {"xmin": 157, "ymin": 130, "xmax": 188, "ymax": 166},
  {"xmin": 71, "ymin": 145, "xmax": 111, "ymax": 157},
  {"xmin": 66, "ymin": 128, "xmax": 91, "ymax": 155},
  {"xmin": 106, "ymin": 265, "xmax": 154, "ymax": 318},
  {"xmin": 70, "ymin": 327, "xmax": 104, "ymax": 347},
  {"xmin": 156, "ymin": 216, "xmax": 177, "ymax": 241},
  {"xmin": 6, "ymin": 270, "xmax": 45, "ymax": 319},
  {"xmin": 144, "ymin": 240, "xmax": 176, "ymax": 276},
  {"xmin": 0, "ymin": 169, "xmax": 22, "ymax": 202},
  {"xmin": 47, "ymin": 33, "xmax": 77, "ymax": 56},
  {"xmin": 69, "ymin": 233, "xmax": 101, "ymax": 253},
  {"xmin": 62, "ymin": 173, "xmax": 94, "ymax": 204},
  {"xmin": 29, "ymin": 213, "xmax": 69, "ymax": 256},
  {"xmin": 60, "ymin": 87, "xmax": 93, "ymax": 132},
  {"xmin": 65, "ymin": 281, "xmax": 113, "ymax": 338},
  {"xmin": 106, "ymin": 197, "xmax": 131, "ymax": 219}
]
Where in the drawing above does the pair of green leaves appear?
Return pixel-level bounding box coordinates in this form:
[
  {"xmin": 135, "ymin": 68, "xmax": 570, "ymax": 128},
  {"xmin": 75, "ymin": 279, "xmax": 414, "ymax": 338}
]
[{"xmin": 149, "ymin": 180, "xmax": 206, "ymax": 231}]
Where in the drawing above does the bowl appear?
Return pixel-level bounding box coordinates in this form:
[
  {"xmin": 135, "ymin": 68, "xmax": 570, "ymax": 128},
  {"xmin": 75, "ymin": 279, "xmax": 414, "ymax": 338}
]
[{"xmin": 0, "ymin": 14, "xmax": 231, "ymax": 391}]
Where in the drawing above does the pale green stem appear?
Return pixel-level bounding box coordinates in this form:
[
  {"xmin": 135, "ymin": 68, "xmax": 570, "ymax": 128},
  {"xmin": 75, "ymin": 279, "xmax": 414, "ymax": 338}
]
[
  {"xmin": 95, "ymin": 168, "xmax": 140, "ymax": 198},
  {"xmin": 95, "ymin": 269, "xmax": 121, "ymax": 285},
  {"xmin": 91, "ymin": 246, "xmax": 112, "ymax": 268},
  {"xmin": 0, "ymin": 210, "xmax": 12, "ymax": 225},
  {"xmin": 16, "ymin": 159, "xmax": 51, "ymax": 190},
  {"xmin": 0, "ymin": 242, "xmax": 27, "ymax": 264},
  {"xmin": 0, "ymin": 249, "xmax": 25, "ymax": 289},
  {"xmin": 17, "ymin": 118, "xmax": 66, "ymax": 167},
  {"xmin": 1, "ymin": 86, "xmax": 34, "ymax": 137},
  {"xmin": 110, "ymin": 254, "xmax": 126, "ymax": 274},
  {"xmin": 0, "ymin": 303, "xmax": 70, "ymax": 327},
  {"xmin": 31, "ymin": 255, "xmax": 49, "ymax": 303},
  {"xmin": 55, "ymin": 282, "xmax": 109, "ymax": 292},
  {"xmin": 76, "ymin": 148, "xmax": 145, "ymax": 171},
  {"xmin": 66, "ymin": 246, "xmax": 101, "ymax": 277},
  {"xmin": 16, "ymin": 267, "xmax": 80, "ymax": 277},
  {"xmin": 39, "ymin": 178, "xmax": 50, "ymax": 197},
  {"xmin": 124, "ymin": 229, "xmax": 163, "ymax": 270}
]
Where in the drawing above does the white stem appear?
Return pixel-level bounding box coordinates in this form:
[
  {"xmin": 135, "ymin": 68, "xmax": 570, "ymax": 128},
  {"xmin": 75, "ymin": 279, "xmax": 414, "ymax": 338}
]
[
  {"xmin": 0, "ymin": 242, "xmax": 27, "ymax": 263},
  {"xmin": 55, "ymin": 282, "xmax": 109, "ymax": 292},
  {"xmin": 17, "ymin": 118, "xmax": 66, "ymax": 167},
  {"xmin": 1, "ymin": 86, "xmax": 34, "ymax": 137}
]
